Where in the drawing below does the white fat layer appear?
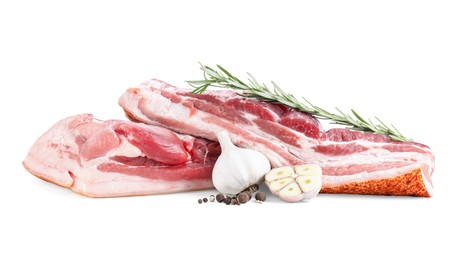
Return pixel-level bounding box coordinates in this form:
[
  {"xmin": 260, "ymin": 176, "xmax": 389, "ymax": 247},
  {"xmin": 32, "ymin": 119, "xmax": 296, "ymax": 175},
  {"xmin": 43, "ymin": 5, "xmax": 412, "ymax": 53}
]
[
  {"xmin": 72, "ymin": 178, "xmax": 213, "ymax": 198},
  {"xmin": 110, "ymin": 136, "xmax": 142, "ymax": 158},
  {"xmin": 423, "ymin": 171, "xmax": 434, "ymax": 196},
  {"xmin": 23, "ymin": 115, "xmax": 90, "ymax": 187},
  {"xmin": 313, "ymin": 150, "xmax": 432, "ymax": 168},
  {"xmin": 309, "ymin": 148, "xmax": 434, "ymax": 180},
  {"xmin": 322, "ymin": 164, "xmax": 421, "ymax": 187}
]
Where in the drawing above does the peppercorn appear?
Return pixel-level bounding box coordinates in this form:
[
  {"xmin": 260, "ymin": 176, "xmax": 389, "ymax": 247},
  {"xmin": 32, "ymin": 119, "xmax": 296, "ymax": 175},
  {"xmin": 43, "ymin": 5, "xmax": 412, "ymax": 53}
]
[
  {"xmin": 203, "ymin": 198, "xmax": 208, "ymax": 203},
  {"xmin": 244, "ymin": 191, "xmax": 252, "ymax": 199},
  {"xmin": 255, "ymin": 191, "xmax": 266, "ymax": 202},
  {"xmin": 216, "ymin": 194, "xmax": 225, "ymax": 203},
  {"xmin": 237, "ymin": 192, "xmax": 250, "ymax": 204},
  {"xmin": 230, "ymin": 199, "xmax": 237, "ymax": 205},
  {"xmin": 209, "ymin": 195, "xmax": 215, "ymax": 202},
  {"xmin": 198, "ymin": 198, "xmax": 203, "ymax": 204},
  {"xmin": 224, "ymin": 197, "xmax": 231, "ymax": 205}
]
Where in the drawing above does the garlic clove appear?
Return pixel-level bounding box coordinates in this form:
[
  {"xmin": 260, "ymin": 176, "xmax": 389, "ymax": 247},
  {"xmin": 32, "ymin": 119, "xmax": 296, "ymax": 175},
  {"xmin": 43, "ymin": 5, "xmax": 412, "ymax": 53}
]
[
  {"xmin": 268, "ymin": 177, "xmax": 293, "ymax": 192},
  {"xmin": 278, "ymin": 182, "xmax": 304, "ymax": 202},
  {"xmin": 265, "ymin": 166, "xmax": 293, "ymax": 182},
  {"xmin": 265, "ymin": 164, "xmax": 322, "ymax": 202},
  {"xmin": 295, "ymin": 175, "xmax": 321, "ymax": 193}
]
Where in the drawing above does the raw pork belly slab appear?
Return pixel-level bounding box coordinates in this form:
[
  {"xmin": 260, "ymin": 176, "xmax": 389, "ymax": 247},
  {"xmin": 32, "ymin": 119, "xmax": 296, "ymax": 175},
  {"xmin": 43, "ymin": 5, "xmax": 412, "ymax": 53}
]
[
  {"xmin": 119, "ymin": 79, "xmax": 435, "ymax": 197},
  {"xmin": 23, "ymin": 114, "xmax": 220, "ymax": 197}
]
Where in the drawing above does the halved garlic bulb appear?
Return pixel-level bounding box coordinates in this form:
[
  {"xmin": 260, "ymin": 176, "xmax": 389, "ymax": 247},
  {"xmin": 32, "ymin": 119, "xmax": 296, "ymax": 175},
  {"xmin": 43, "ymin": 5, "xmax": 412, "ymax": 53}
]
[{"xmin": 265, "ymin": 164, "xmax": 322, "ymax": 202}]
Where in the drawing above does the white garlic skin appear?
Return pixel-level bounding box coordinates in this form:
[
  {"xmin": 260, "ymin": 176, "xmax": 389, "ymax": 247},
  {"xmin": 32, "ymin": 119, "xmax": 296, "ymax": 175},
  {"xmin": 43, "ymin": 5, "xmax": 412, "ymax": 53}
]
[{"xmin": 212, "ymin": 131, "xmax": 271, "ymax": 195}]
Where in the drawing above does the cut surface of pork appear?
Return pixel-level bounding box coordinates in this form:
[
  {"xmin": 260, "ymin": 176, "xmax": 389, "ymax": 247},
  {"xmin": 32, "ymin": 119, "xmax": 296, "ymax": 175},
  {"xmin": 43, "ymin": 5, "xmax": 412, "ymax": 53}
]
[
  {"xmin": 23, "ymin": 114, "xmax": 220, "ymax": 197},
  {"xmin": 119, "ymin": 79, "xmax": 435, "ymax": 197}
]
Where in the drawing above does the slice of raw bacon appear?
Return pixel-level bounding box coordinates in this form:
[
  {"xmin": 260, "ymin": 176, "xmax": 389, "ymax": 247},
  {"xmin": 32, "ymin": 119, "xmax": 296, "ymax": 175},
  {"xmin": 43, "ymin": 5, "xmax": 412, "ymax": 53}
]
[
  {"xmin": 22, "ymin": 114, "xmax": 220, "ymax": 197},
  {"xmin": 119, "ymin": 79, "xmax": 435, "ymax": 197}
]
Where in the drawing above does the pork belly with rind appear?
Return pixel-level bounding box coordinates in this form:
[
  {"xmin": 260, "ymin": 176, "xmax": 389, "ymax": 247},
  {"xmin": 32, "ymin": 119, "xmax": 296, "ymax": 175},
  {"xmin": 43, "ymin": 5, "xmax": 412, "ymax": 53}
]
[
  {"xmin": 23, "ymin": 114, "xmax": 220, "ymax": 197},
  {"xmin": 119, "ymin": 79, "xmax": 435, "ymax": 197}
]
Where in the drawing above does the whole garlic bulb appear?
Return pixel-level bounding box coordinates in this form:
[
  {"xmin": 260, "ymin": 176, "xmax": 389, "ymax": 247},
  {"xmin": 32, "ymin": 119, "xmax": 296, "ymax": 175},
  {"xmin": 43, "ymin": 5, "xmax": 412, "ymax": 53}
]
[{"xmin": 212, "ymin": 131, "xmax": 271, "ymax": 195}]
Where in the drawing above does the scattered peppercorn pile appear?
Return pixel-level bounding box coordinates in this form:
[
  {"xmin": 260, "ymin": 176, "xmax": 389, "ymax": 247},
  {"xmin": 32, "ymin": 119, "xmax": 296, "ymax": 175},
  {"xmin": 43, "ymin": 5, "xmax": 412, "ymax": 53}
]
[{"xmin": 198, "ymin": 191, "xmax": 266, "ymax": 205}]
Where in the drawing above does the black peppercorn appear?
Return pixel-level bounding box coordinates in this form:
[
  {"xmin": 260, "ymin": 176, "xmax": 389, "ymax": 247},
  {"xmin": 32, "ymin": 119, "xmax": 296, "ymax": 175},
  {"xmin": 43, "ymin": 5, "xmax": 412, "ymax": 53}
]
[
  {"xmin": 244, "ymin": 191, "xmax": 252, "ymax": 199},
  {"xmin": 198, "ymin": 198, "xmax": 203, "ymax": 204},
  {"xmin": 237, "ymin": 192, "xmax": 250, "ymax": 204},
  {"xmin": 224, "ymin": 197, "xmax": 231, "ymax": 205},
  {"xmin": 216, "ymin": 194, "xmax": 225, "ymax": 203},
  {"xmin": 255, "ymin": 191, "xmax": 266, "ymax": 202},
  {"xmin": 203, "ymin": 198, "xmax": 208, "ymax": 203}
]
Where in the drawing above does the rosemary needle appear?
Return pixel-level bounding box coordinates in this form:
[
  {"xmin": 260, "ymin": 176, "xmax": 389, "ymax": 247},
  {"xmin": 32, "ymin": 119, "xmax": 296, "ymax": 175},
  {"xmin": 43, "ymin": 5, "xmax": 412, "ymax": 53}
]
[{"xmin": 186, "ymin": 64, "xmax": 411, "ymax": 142}]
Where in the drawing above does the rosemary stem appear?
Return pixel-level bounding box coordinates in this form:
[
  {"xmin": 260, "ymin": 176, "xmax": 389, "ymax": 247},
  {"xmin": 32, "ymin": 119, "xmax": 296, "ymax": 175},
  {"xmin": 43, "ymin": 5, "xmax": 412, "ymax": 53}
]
[{"xmin": 187, "ymin": 64, "xmax": 411, "ymax": 142}]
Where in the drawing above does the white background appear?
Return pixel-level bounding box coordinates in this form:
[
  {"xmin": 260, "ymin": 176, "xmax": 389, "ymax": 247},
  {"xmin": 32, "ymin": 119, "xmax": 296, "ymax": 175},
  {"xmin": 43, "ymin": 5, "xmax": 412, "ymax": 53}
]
[{"xmin": 1, "ymin": 1, "xmax": 462, "ymax": 259}]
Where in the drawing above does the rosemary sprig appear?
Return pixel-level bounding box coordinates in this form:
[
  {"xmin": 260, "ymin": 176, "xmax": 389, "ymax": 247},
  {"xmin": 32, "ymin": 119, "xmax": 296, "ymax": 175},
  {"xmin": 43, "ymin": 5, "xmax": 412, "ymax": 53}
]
[{"xmin": 186, "ymin": 64, "xmax": 411, "ymax": 142}]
